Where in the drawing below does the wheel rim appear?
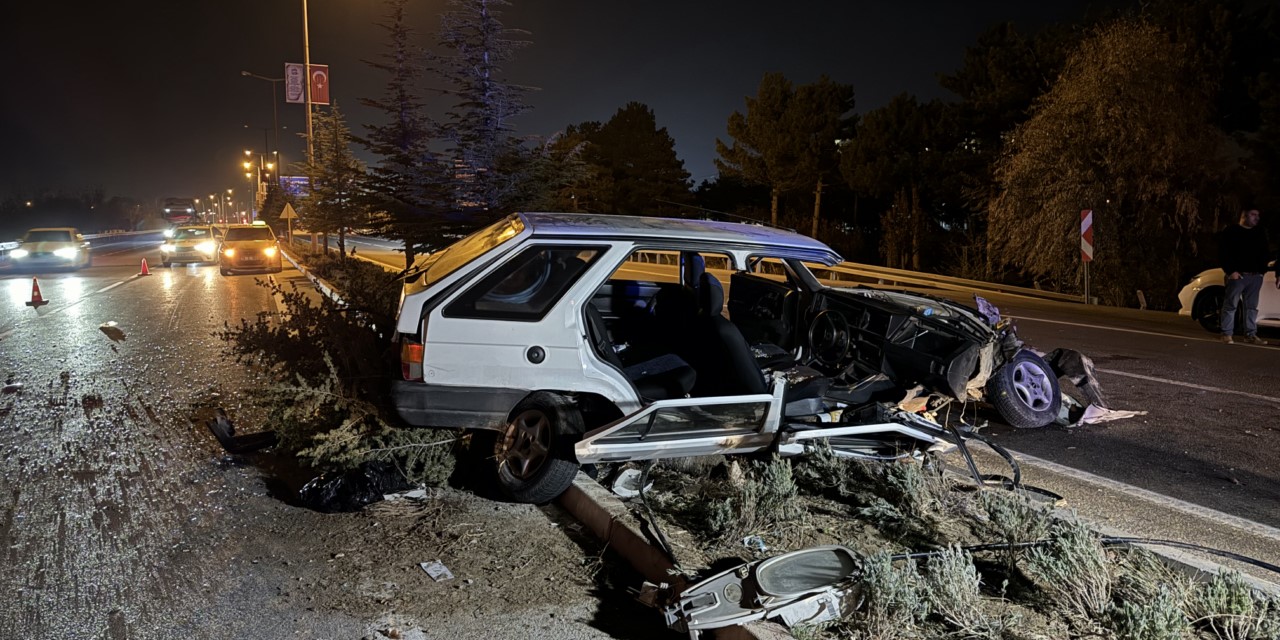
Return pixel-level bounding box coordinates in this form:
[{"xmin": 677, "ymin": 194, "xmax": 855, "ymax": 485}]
[
  {"xmin": 1010, "ymin": 360, "xmax": 1054, "ymax": 411},
  {"xmin": 499, "ymin": 409, "xmax": 552, "ymax": 480}
]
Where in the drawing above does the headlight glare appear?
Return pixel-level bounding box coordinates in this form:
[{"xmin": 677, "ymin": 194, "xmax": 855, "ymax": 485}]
[
  {"xmin": 263, "ymin": 246, "xmax": 278, "ymax": 257},
  {"xmin": 196, "ymin": 241, "xmax": 216, "ymax": 254},
  {"xmin": 54, "ymin": 247, "xmax": 78, "ymax": 259},
  {"xmin": 11, "ymin": 248, "xmax": 29, "ymax": 259},
  {"xmin": 223, "ymin": 248, "xmax": 235, "ymax": 257},
  {"xmin": 160, "ymin": 244, "xmax": 175, "ymax": 252}
]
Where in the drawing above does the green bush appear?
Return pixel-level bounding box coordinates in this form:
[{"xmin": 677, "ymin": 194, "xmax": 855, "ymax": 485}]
[
  {"xmin": 1188, "ymin": 571, "xmax": 1280, "ymax": 640},
  {"xmin": 1024, "ymin": 518, "xmax": 1114, "ymax": 622},
  {"xmin": 217, "ymin": 256, "xmax": 459, "ymax": 486}
]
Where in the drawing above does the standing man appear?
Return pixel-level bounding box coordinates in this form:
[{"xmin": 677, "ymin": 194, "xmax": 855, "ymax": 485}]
[{"xmin": 1218, "ymin": 208, "xmax": 1271, "ymax": 344}]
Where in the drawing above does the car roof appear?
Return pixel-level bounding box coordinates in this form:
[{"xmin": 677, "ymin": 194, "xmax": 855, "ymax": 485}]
[{"xmin": 516, "ymin": 212, "xmax": 842, "ymax": 263}]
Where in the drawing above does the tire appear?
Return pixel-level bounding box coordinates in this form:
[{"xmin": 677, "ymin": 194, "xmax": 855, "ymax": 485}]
[
  {"xmin": 987, "ymin": 350, "xmax": 1061, "ymax": 429},
  {"xmin": 493, "ymin": 392, "xmax": 582, "ymax": 503},
  {"xmin": 219, "ymin": 268, "xmax": 230, "ymax": 276},
  {"xmin": 1192, "ymin": 287, "xmax": 1223, "ymax": 333},
  {"xmin": 162, "ymin": 260, "xmax": 172, "ymax": 268}
]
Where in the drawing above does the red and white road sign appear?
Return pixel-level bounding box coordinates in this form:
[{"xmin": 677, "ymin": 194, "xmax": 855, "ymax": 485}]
[{"xmin": 1081, "ymin": 209, "xmax": 1094, "ymax": 262}]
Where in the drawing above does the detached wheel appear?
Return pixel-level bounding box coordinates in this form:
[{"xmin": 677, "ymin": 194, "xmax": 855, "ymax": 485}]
[
  {"xmin": 494, "ymin": 392, "xmax": 582, "ymax": 503},
  {"xmin": 1192, "ymin": 287, "xmax": 1223, "ymax": 333},
  {"xmin": 987, "ymin": 350, "xmax": 1061, "ymax": 429}
]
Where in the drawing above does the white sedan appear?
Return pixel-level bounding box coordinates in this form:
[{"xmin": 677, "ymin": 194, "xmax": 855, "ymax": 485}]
[{"xmin": 1177, "ymin": 264, "xmax": 1280, "ymax": 332}]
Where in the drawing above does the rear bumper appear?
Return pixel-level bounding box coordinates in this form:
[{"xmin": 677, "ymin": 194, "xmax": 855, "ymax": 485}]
[{"xmin": 391, "ymin": 381, "xmax": 527, "ymax": 430}]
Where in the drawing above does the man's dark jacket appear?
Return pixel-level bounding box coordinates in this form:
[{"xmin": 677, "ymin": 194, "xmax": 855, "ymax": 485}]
[{"xmin": 1218, "ymin": 224, "xmax": 1271, "ymax": 274}]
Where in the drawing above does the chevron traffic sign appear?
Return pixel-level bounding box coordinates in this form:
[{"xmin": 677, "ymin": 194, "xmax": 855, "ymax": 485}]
[{"xmin": 1081, "ymin": 209, "xmax": 1094, "ymax": 262}]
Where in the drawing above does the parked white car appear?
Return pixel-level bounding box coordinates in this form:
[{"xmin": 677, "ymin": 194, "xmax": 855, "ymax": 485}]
[
  {"xmin": 1176, "ymin": 264, "xmax": 1280, "ymax": 332},
  {"xmin": 392, "ymin": 213, "xmax": 1045, "ymax": 502}
]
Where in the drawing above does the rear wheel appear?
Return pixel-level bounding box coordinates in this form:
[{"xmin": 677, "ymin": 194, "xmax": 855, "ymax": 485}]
[
  {"xmin": 494, "ymin": 392, "xmax": 582, "ymax": 503},
  {"xmin": 987, "ymin": 350, "xmax": 1061, "ymax": 429}
]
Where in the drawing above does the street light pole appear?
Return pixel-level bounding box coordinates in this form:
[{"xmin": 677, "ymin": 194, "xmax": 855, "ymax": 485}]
[
  {"xmin": 240, "ymin": 70, "xmax": 283, "ymax": 157},
  {"xmin": 302, "ymin": 0, "xmax": 314, "ymax": 164}
]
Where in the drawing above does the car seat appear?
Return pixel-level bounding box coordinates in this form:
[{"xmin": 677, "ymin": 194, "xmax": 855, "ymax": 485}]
[{"xmin": 585, "ymin": 303, "xmax": 696, "ymax": 401}]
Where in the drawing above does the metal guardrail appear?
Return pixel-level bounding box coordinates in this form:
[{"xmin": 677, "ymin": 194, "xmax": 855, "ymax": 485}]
[{"xmin": 626, "ymin": 250, "xmax": 1082, "ymax": 304}]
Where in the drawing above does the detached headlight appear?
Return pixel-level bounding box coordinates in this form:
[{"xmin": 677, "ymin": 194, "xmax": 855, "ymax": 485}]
[
  {"xmin": 54, "ymin": 247, "xmax": 79, "ymax": 259},
  {"xmin": 196, "ymin": 241, "xmax": 216, "ymax": 254},
  {"xmin": 160, "ymin": 243, "xmax": 176, "ymax": 253},
  {"xmin": 11, "ymin": 248, "xmax": 29, "ymax": 259},
  {"xmin": 223, "ymin": 248, "xmax": 236, "ymax": 257},
  {"xmin": 263, "ymin": 246, "xmax": 278, "ymax": 257}
]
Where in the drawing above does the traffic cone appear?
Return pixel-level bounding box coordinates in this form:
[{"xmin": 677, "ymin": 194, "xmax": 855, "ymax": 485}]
[
  {"xmin": 139, "ymin": 258, "xmax": 151, "ymax": 276},
  {"xmin": 25, "ymin": 277, "xmax": 49, "ymax": 308}
]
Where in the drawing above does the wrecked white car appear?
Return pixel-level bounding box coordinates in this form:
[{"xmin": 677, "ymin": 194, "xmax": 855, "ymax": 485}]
[{"xmin": 392, "ymin": 213, "xmax": 1043, "ymax": 502}]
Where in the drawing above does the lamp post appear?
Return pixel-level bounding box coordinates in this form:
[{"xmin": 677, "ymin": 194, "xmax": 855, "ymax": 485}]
[
  {"xmin": 240, "ymin": 71, "xmax": 283, "ymax": 157},
  {"xmin": 302, "ymin": 0, "xmax": 314, "ymax": 164}
]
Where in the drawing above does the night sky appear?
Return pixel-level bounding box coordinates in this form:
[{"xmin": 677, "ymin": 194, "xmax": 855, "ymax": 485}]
[{"xmin": 1, "ymin": 1, "xmax": 1098, "ymax": 203}]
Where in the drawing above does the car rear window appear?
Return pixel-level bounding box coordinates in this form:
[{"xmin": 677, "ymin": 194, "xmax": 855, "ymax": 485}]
[
  {"xmin": 24, "ymin": 230, "xmax": 73, "ymax": 242},
  {"xmin": 224, "ymin": 227, "xmax": 274, "ymax": 241},
  {"xmin": 445, "ymin": 246, "xmax": 605, "ymax": 321},
  {"xmin": 421, "ymin": 216, "xmax": 525, "ymax": 288}
]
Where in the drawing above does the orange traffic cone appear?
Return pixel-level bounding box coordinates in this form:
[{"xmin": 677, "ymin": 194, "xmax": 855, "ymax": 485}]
[
  {"xmin": 139, "ymin": 258, "xmax": 151, "ymax": 276},
  {"xmin": 25, "ymin": 277, "xmax": 49, "ymax": 308}
]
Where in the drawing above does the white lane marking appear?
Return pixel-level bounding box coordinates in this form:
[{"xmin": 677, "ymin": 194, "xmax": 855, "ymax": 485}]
[
  {"xmin": 96, "ymin": 281, "xmax": 125, "ymax": 293},
  {"xmin": 1003, "ymin": 447, "xmax": 1280, "ymax": 542},
  {"xmin": 1008, "ymin": 314, "xmax": 1216, "ymax": 342},
  {"xmin": 1096, "ymin": 368, "xmax": 1280, "ymax": 405}
]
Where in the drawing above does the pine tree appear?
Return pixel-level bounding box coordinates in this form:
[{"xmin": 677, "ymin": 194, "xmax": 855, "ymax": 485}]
[
  {"xmin": 358, "ymin": 0, "xmax": 447, "ymax": 268},
  {"xmin": 581, "ymin": 102, "xmax": 692, "ymax": 215},
  {"xmin": 435, "ymin": 0, "xmax": 532, "ymax": 212},
  {"xmin": 716, "ymin": 73, "xmax": 855, "ymax": 228},
  {"xmin": 300, "ymin": 102, "xmax": 366, "ymax": 257}
]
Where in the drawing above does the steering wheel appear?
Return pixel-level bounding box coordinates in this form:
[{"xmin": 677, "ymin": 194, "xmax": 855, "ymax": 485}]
[{"xmin": 807, "ymin": 310, "xmax": 851, "ymax": 367}]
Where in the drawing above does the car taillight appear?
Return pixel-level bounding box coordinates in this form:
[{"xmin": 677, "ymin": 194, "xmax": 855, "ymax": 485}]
[{"xmin": 400, "ymin": 339, "xmax": 424, "ymax": 381}]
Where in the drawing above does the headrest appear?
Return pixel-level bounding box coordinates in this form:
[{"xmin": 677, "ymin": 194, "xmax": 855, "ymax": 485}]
[
  {"xmin": 682, "ymin": 252, "xmax": 705, "ymax": 289},
  {"xmin": 699, "ymin": 272, "xmax": 724, "ymax": 316}
]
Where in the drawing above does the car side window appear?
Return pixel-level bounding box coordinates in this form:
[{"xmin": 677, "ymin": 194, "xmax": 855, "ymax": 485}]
[{"xmin": 445, "ymin": 245, "xmax": 605, "ymax": 321}]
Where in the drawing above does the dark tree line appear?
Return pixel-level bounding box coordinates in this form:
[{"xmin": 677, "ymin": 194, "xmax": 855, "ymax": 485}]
[{"xmin": 271, "ymin": 0, "xmax": 1280, "ymax": 310}]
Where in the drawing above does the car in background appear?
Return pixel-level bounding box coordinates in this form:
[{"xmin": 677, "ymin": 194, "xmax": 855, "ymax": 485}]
[
  {"xmin": 160, "ymin": 225, "xmax": 218, "ymax": 266},
  {"xmin": 217, "ymin": 222, "xmax": 282, "ymax": 276},
  {"xmin": 1177, "ymin": 263, "xmax": 1280, "ymax": 332},
  {"xmin": 9, "ymin": 227, "xmax": 92, "ymax": 271},
  {"xmin": 391, "ymin": 212, "xmax": 1057, "ymax": 503}
]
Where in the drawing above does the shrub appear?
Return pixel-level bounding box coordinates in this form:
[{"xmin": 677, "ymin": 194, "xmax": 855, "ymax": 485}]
[
  {"xmin": 1024, "ymin": 518, "xmax": 1114, "ymax": 622},
  {"xmin": 1108, "ymin": 586, "xmax": 1190, "ymax": 640},
  {"xmin": 922, "ymin": 545, "xmax": 1010, "ymax": 637},
  {"xmin": 851, "ymin": 551, "xmax": 928, "ymax": 639},
  {"xmin": 973, "ymin": 489, "xmax": 1053, "ymax": 567},
  {"xmin": 1188, "ymin": 571, "xmax": 1280, "ymax": 640}
]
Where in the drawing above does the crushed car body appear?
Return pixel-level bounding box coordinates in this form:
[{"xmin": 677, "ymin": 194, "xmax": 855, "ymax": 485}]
[{"xmin": 391, "ymin": 213, "xmax": 1059, "ymax": 502}]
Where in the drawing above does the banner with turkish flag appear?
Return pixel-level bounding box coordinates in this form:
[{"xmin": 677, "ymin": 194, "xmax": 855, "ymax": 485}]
[
  {"xmin": 309, "ymin": 64, "xmax": 330, "ymax": 105},
  {"xmin": 284, "ymin": 63, "xmax": 330, "ymax": 105}
]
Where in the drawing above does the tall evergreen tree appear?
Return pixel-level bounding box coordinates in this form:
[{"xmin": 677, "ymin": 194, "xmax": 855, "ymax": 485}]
[
  {"xmin": 716, "ymin": 73, "xmax": 854, "ymax": 228},
  {"xmin": 581, "ymin": 102, "xmax": 692, "ymax": 215},
  {"xmin": 359, "ymin": 0, "xmax": 448, "ymax": 268},
  {"xmin": 300, "ymin": 102, "xmax": 367, "ymax": 257},
  {"xmin": 436, "ymin": 0, "xmax": 532, "ymax": 212}
]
